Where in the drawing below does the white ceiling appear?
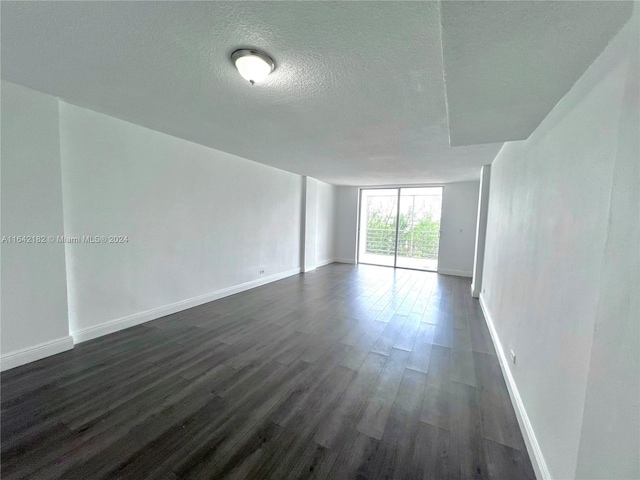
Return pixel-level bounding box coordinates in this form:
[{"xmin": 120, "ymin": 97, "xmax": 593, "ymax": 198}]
[
  {"xmin": 440, "ymin": 1, "xmax": 634, "ymax": 146},
  {"xmin": 1, "ymin": 1, "xmax": 631, "ymax": 186}
]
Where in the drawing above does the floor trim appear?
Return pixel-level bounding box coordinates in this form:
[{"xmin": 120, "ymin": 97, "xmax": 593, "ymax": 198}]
[
  {"xmin": 1, "ymin": 335, "xmax": 74, "ymax": 372},
  {"xmin": 334, "ymin": 258, "xmax": 356, "ymax": 264},
  {"xmin": 479, "ymin": 293, "xmax": 551, "ymax": 480},
  {"xmin": 71, "ymin": 267, "xmax": 302, "ymax": 344},
  {"xmin": 316, "ymin": 258, "xmax": 336, "ymax": 268},
  {"xmin": 437, "ymin": 268, "xmax": 472, "ymax": 277}
]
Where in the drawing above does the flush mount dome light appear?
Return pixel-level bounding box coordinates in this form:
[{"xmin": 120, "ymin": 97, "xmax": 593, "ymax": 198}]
[{"xmin": 231, "ymin": 49, "xmax": 275, "ymax": 85}]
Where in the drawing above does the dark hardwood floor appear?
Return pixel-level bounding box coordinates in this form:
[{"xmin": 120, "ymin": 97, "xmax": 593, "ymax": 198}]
[{"xmin": 1, "ymin": 264, "xmax": 535, "ymax": 479}]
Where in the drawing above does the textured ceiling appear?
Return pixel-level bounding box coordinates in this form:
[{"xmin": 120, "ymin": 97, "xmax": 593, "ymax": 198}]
[
  {"xmin": 1, "ymin": 2, "xmax": 631, "ymax": 185},
  {"xmin": 441, "ymin": 1, "xmax": 633, "ymax": 146},
  {"xmin": 1, "ymin": 1, "xmax": 502, "ymax": 185}
]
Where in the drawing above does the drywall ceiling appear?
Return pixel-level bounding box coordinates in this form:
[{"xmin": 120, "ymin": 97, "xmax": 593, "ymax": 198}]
[
  {"xmin": 1, "ymin": 1, "xmax": 501, "ymax": 185},
  {"xmin": 1, "ymin": 2, "xmax": 631, "ymax": 185},
  {"xmin": 441, "ymin": 1, "xmax": 633, "ymax": 146}
]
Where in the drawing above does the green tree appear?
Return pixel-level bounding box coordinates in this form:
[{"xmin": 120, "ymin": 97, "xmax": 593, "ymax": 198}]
[
  {"xmin": 366, "ymin": 199, "xmax": 440, "ymax": 259},
  {"xmin": 365, "ymin": 200, "xmax": 397, "ymax": 255}
]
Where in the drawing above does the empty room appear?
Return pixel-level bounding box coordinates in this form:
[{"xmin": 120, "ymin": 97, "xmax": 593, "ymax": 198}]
[{"xmin": 1, "ymin": 1, "xmax": 638, "ymax": 479}]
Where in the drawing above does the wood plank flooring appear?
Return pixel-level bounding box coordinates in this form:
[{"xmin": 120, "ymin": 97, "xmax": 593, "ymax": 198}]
[{"xmin": 1, "ymin": 264, "xmax": 535, "ymax": 479}]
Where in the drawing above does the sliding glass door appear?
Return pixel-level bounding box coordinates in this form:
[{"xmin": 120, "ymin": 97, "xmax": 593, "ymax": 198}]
[
  {"xmin": 358, "ymin": 189, "xmax": 398, "ymax": 267},
  {"xmin": 396, "ymin": 187, "xmax": 442, "ymax": 270},
  {"xmin": 358, "ymin": 187, "xmax": 442, "ymax": 271}
]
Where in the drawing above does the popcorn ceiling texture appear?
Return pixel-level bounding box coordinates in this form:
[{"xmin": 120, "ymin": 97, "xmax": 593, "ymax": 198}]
[
  {"xmin": 1, "ymin": 1, "xmax": 631, "ymax": 185},
  {"xmin": 440, "ymin": 1, "xmax": 633, "ymax": 146}
]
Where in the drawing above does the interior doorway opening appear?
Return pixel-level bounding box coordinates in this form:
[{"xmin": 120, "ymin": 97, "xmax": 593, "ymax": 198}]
[{"xmin": 358, "ymin": 187, "xmax": 443, "ymax": 271}]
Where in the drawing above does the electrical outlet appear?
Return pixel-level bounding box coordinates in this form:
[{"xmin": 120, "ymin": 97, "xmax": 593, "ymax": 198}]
[
  {"xmin": 510, "ymin": 349, "xmax": 516, "ymax": 365},
  {"xmin": 259, "ymin": 269, "xmax": 265, "ymax": 275}
]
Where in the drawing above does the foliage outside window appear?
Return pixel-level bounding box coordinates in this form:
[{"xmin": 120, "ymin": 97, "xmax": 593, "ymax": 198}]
[{"xmin": 366, "ymin": 198, "xmax": 440, "ymax": 259}]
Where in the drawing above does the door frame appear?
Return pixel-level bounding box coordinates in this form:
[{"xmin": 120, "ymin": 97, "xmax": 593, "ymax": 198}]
[{"xmin": 356, "ymin": 185, "xmax": 444, "ymax": 272}]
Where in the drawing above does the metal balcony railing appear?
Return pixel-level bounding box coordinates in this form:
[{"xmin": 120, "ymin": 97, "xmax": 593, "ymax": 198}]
[{"xmin": 365, "ymin": 228, "xmax": 439, "ymax": 259}]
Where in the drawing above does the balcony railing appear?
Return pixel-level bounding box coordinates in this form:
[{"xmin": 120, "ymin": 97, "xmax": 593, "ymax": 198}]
[{"xmin": 365, "ymin": 227, "xmax": 439, "ymax": 259}]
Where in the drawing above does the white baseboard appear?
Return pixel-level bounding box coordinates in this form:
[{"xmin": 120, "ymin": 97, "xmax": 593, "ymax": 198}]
[
  {"xmin": 72, "ymin": 267, "xmax": 302, "ymax": 344},
  {"xmin": 437, "ymin": 268, "xmax": 472, "ymax": 277},
  {"xmin": 334, "ymin": 258, "xmax": 356, "ymax": 264},
  {"xmin": 479, "ymin": 294, "xmax": 551, "ymax": 480},
  {"xmin": 316, "ymin": 258, "xmax": 336, "ymax": 268},
  {"xmin": 1, "ymin": 335, "xmax": 74, "ymax": 372}
]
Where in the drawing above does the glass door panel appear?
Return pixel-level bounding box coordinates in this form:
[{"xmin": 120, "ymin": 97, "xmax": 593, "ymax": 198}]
[
  {"xmin": 395, "ymin": 187, "xmax": 442, "ymax": 271},
  {"xmin": 358, "ymin": 188, "xmax": 398, "ymax": 267}
]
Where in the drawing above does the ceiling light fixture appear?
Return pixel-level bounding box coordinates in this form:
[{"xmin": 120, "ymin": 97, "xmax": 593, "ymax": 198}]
[{"xmin": 231, "ymin": 49, "xmax": 275, "ymax": 85}]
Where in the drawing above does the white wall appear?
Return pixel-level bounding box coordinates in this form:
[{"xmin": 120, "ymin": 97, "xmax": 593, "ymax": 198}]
[
  {"xmin": 334, "ymin": 186, "xmax": 359, "ymax": 263},
  {"xmin": 0, "ymin": 82, "xmax": 342, "ymax": 365},
  {"xmin": 316, "ymin": 180, "xmax": 337, "ymax": 266},
  {"xmin": 471, "ymin": 166, "xmax": 491, "ymax": 297},
  {"xmin": 59, "ymin": 102, "xmax": 304, "ymax": 341},
  {"xmin": 575, "ymin": 14, "xmax": 639, "ymax": 479},
  {"xmin": 438, "ymin": 181, "xmax": 479, "ymax": 277},
  {"xmin": 1, "ymin": 81, "xmax": 73, "ymax": 369},
  {"xmin": 302, "ymin": 177, "xmax": 318, "ymax": 272},
  {"xmin": 481, "ymin": 13, "xmax": 638, "ymax": 480}
]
